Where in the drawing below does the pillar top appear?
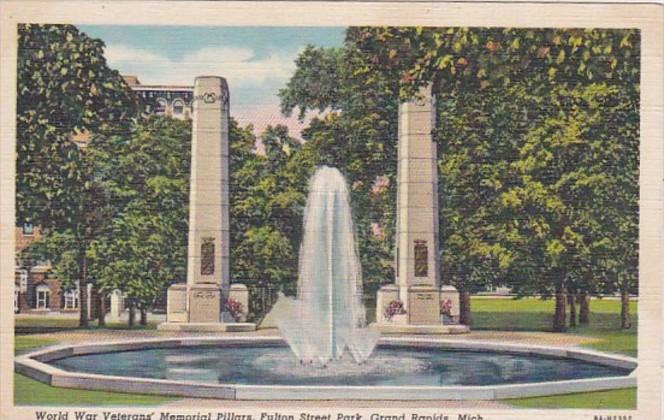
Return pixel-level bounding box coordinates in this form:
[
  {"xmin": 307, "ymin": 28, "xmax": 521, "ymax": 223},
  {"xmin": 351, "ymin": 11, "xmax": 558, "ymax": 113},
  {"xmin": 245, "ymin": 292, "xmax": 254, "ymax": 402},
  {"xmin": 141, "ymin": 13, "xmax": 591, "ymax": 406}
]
[
  {"xmin": 194, "ymin": 75, "xmax": 228, "ymax": 85},
  {"xmin": 193, "ymin": 76, "xmax": 229, "ymax": 104}
]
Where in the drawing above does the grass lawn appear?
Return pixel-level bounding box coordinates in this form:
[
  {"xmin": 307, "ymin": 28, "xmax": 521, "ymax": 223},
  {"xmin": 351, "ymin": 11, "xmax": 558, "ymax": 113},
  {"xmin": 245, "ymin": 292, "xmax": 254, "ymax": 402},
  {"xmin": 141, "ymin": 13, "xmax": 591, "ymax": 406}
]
[
  {"xmin": 15, "ymin": 316, "xmax": 159, "ymax": 335},
  {"xmin": 471, "ymin": 296, "xmax": 637, "ymax": 356},
  {"xmin": 14, "ymin": 373, "xmax": 174, "ymax": 406},
  {"xmin": 14, "ymin": 336, "xmax": 59, "ymax": 354},
  {"xmin": 504, "ymin": 387, "xmax": 636, "ymax": 409}
]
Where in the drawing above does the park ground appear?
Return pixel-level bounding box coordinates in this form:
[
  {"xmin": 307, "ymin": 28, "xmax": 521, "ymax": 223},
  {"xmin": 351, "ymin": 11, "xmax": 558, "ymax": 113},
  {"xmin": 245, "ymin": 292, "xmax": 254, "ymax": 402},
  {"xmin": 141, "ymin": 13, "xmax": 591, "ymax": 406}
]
[{"xmin": 14, "ymin": 296, "xmax": 637, "ymax": 409}]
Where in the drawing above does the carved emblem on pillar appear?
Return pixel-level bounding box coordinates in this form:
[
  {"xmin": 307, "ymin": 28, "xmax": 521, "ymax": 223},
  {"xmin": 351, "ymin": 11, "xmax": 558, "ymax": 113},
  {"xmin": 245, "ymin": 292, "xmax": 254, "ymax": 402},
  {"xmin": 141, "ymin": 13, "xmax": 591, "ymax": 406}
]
[
  {"xmin": 414, "ymin": 240, "xmax": 428, "ymax": 277},
  {"xmin": 201, "ymin": 237, "xmax": 215, "ymax": 275}
]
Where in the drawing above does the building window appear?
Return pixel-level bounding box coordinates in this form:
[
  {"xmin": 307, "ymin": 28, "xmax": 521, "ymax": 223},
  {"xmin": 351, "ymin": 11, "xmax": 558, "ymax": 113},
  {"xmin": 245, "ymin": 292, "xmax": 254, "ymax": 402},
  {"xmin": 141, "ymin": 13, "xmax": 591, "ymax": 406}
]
[
  {"xmin": 64, "ymin": 289, "xmax": 79, "ymax": 309},
  {"xmin": 36, "ymin": 285, "xmax": 50, "ymax": 310},
  {"xmin": 172, "ymin": 99, "xmax": 184, "ymax": 115},
  {"xmin": 22, "ymin": 222, "xmax": 34, "ymax": 235},
  {"xmin": 155, "ymin": 98, "xmax": 167, "ymax": 114},
  {"xmin": 18, "ymin": 269, "xmax": 28, "ymax": 292},
  {"xmin": 145, "ymin": 104, "xmax": 152, "ymax": 113}
]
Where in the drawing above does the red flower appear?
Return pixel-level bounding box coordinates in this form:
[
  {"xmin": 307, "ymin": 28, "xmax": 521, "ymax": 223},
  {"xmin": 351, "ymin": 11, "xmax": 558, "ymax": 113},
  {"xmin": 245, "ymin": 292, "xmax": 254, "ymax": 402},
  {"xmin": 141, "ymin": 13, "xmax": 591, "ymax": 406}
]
[
  {"xmin": 440, "ymin": 299, "xmax": 453, "ymax": 315},
  {"xmin": 225, "ymin": 298, "xmax": 244, "ymax": 322},
  {"xmin": 384, "ymin": 299, "xmax": 407, "ymax": 320}
]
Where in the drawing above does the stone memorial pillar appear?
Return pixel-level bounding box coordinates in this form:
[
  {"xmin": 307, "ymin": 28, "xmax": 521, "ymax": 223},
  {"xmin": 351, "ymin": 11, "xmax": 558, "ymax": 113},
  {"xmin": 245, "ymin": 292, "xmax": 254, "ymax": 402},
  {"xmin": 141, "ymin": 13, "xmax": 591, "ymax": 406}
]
[
  {"xmin": 186, "ymin": 76, "xmax": 230, "ymax": 323},
  {"xmin": 395, "ymin": 84, "xmax": 440, "ymax": 321},
  {"xmin": 371, "ymin": 84, "xmax": 468, "ymax": 334},
  {"xmin": 159, "ymin": 76, "xmax": 255, "ymax": 332}
]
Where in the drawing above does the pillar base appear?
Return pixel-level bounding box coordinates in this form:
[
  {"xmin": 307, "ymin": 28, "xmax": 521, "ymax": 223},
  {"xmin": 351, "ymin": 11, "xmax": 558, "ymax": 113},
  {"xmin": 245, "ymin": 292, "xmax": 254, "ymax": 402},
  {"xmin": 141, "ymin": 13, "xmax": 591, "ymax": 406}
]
[
  {"xmin": 188, "ymin": 284, "xmax": 223, "ymax": 323},
  {"xmin": 369, "ymin": 322, "xmax": 469, "ymax": 335},
  {"xmin": 157, "ymin": 322, "xmax": 256, "ymax": 332}
]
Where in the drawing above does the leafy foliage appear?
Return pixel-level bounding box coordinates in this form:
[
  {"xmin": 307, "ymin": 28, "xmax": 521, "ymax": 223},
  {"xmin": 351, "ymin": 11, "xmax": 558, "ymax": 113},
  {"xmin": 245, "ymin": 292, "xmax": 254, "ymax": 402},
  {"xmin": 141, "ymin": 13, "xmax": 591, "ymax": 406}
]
[
  {"xmin": 17, "ymin": 24, "xmax": 137, "ymax": 229},
  {"xmin": 86, "ymin": 117, "xmax": 191, "ymax": 311},
  {"xmin": 17, "ymin": 24, "xmax": 138, "ymax": 326}
]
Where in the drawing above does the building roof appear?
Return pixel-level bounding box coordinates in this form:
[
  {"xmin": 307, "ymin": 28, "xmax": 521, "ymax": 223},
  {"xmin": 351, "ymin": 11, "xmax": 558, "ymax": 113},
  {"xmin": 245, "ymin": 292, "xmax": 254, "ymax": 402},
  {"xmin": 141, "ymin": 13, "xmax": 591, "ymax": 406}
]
[
  {"xmin": 123, "ymin": 75, "xmax": 192, "ymax": 91},
  {"xmin": 132, "ymin": 85, "xmax": 193, "ymax": 92},
  {"xmin": 123, "ymin": 75, "xmax": 141, "ymax": 86}
]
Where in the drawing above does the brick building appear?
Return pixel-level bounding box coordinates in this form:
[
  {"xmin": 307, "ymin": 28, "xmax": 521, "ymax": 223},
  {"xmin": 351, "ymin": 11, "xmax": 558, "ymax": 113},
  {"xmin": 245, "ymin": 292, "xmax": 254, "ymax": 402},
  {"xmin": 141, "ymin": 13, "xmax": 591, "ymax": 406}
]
[
  {"xmin": 124, "ymin": 75, "xmax": 193, "ymax": 120},
  {"xmin": 13, "ymin": 223, "xmax": 82, "ymax": 313}
]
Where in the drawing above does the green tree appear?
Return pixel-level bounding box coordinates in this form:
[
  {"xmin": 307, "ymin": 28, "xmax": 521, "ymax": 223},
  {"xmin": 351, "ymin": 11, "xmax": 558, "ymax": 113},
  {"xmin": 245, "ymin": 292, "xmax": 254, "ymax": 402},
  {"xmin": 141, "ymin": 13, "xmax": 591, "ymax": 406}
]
[
  {"xmin": 436, "ymin": 86, "xmax": 520, "ymax": 324},
  {"xmin": 88, "ymin": 116, "xmax": 190, "ymax": 325},
  {"xmin": 17, "ymin": 24, "xmax": 137, "ymax": 327},
  {"xmin": 231, "ymin": 124, "xmax": 310, "ymax": 320},
  {"xmin": 496, "ymin": 83, "xmax": 638, "ymax": 331}
]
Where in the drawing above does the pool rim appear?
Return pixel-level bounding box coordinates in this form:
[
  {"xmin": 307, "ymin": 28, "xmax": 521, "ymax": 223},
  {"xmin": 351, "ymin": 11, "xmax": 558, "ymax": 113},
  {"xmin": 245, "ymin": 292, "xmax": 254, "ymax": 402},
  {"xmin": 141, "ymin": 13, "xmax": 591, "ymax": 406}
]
[{"xmin": 14, "ymin": 336, "xmax": 637, "ymax": 401}]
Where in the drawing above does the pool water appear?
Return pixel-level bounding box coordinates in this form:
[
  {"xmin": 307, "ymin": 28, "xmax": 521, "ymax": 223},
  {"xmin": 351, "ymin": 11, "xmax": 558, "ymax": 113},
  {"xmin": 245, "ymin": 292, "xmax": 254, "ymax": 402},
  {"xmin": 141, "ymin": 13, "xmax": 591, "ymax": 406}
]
[{"xmin": 50, "ymin": 345, "xmax": 631, "ymax": 387}]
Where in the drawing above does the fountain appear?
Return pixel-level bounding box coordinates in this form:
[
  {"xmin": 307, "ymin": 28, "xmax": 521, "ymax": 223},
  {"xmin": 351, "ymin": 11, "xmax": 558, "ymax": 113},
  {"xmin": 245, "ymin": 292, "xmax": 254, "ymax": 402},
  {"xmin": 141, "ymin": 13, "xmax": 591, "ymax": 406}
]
[{"xmin": 277, "ymin": 166, "xmax": 379, "ymax": 365}]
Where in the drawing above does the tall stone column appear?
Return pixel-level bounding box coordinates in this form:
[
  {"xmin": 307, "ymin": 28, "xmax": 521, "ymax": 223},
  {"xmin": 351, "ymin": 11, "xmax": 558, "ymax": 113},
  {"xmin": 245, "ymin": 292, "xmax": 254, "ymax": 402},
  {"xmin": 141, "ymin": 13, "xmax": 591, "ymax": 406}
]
[
  {"xmin": 186, "ymin": 76, "xmax": 230, "ymax": 323},
  {"xmin": 159, "ymin": 76, "xmax": 255, "ymax": 332},
  {"xmin": 395, "ymin": 83, "xmax": 440, "ymax": 324},
  {"xmin": 371, "ymin": 84, "xmax": 468, "ymax": 334}
]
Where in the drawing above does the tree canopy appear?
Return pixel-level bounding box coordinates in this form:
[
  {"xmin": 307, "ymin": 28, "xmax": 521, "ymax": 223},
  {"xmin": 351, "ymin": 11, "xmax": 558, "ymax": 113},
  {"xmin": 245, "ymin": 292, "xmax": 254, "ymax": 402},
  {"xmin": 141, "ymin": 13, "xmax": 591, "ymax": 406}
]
[
  {"xmin": 279, "ymin": 27, "xmax": 639, "ymax": 330},
  {"xmin": 17, "ymin": 25, "xmax": 639, "ymax": 331}
]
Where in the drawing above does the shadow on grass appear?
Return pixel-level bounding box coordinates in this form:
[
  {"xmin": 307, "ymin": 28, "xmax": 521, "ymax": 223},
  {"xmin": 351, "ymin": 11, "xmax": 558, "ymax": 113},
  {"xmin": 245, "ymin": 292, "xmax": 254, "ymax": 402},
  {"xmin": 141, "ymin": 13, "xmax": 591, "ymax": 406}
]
[
  {"xmin": 471, "ymin": 311, "xmax": 554, "ymax": 332},
  {"xmin": 15, "ymin": 320, "xmax": 158, "ymax": 335},
  {"xmin": 470, "ymin": 309, "xmax": 637, "ymax": 357},
  {"xmin": 471, "ymin": 310, "xmax": 637, "ymax": 332},
  {"xmin": 16, "ymin": 326, "xmax": 78, "ymax": 334}
]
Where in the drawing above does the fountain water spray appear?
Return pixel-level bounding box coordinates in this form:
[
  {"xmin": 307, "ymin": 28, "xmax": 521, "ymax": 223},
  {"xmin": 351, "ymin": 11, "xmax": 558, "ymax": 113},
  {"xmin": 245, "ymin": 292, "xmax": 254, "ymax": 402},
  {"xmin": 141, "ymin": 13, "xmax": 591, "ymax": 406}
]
[{"xmin": 278, "ymin": 166, "xmax": 379, "ymax": 365}]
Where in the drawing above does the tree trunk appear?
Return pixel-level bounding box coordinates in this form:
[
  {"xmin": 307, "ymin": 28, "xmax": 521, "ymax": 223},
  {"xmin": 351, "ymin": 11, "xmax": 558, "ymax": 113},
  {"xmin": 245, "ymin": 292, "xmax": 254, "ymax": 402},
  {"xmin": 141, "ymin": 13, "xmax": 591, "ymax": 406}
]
[
  {"xmin": 78, "ymin": 245, "xmax": 89, "ymax": 328},
  {"xmin": 553, "ymin": 284, "xmax": 567, "ymax": 332},
  {"xmin": 128, "ymin": 301, "xmax": 135, "ymax": 327},
  {"xmin": 140, "ymin": 307, "xmax": 148, "ymax": 326},
  {"xmin": 568, "ymin": 290, "xmax": 577, "ymax": 328},
  {"xmin": 579, "ymin": 291, "xmax": 590, "ymax": 325},
  {"xmin": 98, "ymin": 292, "xmax": 106, "ymax": 327},
  {"xmin": 621, "ymin": 289, "xmax": 631, "ymax": 329},
  {"xmin": 459, "ymin": 290, "xmax": 472, "ymax": 325}
]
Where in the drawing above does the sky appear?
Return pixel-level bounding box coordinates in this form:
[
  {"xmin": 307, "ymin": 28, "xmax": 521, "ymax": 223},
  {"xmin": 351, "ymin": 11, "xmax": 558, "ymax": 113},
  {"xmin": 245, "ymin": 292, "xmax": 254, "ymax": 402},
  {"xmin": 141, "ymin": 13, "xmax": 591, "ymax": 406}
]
[{"xmin": 79, "ymin": 25, "xmax": 345, "ymax": 138}]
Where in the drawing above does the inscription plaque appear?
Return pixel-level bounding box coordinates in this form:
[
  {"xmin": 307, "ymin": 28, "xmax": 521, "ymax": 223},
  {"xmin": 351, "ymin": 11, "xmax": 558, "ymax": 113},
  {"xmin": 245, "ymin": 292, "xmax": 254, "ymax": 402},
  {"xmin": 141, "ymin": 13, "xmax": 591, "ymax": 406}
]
[
  {"xmin": 414, "ymin": 240, "xmax": 428, "ymax": 277},
  {"xmin": 407, "ymin": 287, "xmax": 440, "ymax": 324},
  {"xmin": 188, "ymin": 285, "xmax": 222, "ymax": 323},
  {"xmin": 201, "ymin": 237, "xmax": 215, "ymax": 275}
]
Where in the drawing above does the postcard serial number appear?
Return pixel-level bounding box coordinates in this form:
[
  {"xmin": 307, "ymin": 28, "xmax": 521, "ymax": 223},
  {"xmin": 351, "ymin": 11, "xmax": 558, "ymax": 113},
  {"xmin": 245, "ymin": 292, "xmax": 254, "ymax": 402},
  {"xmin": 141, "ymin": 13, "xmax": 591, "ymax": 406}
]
[{"xmin": 594, "ymin": 416, "xmax": 632, "ymax": 420}]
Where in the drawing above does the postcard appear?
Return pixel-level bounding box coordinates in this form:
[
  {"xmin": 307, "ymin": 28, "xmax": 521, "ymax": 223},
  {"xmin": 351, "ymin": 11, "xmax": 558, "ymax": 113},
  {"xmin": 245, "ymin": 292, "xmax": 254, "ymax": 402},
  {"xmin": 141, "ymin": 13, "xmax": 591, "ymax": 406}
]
[{"xmin": 0, "ymin": 1, "xmax": 662, "ymax": 420}]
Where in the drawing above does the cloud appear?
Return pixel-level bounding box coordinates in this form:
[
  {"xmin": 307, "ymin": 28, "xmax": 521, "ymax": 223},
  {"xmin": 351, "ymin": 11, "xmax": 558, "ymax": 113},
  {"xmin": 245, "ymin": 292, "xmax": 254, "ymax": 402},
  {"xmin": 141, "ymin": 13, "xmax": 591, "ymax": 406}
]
[
  {"xmin": 104, "ymin": 44, "xmax": 165, "ymax": 63},
  {"xmin": 103, "ymin": 43, "xmax": 313, "ymax": 139},
  {"xmin": 103, "ymin": 44, "xmax": 297, "ymax": 89}
]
